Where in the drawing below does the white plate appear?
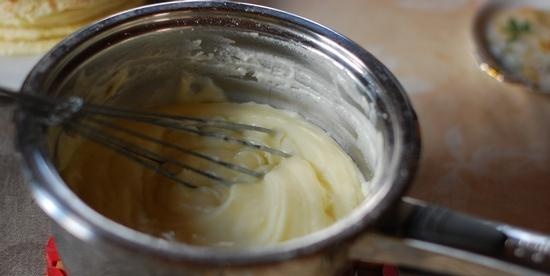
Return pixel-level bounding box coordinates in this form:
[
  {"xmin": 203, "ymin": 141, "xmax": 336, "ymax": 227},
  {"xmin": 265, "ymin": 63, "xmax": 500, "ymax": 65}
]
[
  {"xmin": 472, "ymin": 0, "xmax": 550, "ymax": 93},
  {"xmin": 0, "ymin": 55, "xmax": 43, "ymax": 91}
]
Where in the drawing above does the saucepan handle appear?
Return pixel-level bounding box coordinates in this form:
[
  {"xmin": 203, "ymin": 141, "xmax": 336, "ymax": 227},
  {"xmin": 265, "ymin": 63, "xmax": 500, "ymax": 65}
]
[{"xmin": 349, "ymin": 197, "xmax": 550, "ymax": 275}]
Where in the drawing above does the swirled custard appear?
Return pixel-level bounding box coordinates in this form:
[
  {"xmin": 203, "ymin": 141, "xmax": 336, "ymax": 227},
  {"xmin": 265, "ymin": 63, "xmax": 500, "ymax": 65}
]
[{"xmin": 58, "ymin": 78, "xmax": 365, "ymax": 247}]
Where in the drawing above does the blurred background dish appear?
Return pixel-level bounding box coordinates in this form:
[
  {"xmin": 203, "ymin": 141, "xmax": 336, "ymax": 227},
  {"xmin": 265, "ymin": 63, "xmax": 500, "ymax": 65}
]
[{"xmin": 473, "ymin": 0, "xmax": 550, "ymax": 93}]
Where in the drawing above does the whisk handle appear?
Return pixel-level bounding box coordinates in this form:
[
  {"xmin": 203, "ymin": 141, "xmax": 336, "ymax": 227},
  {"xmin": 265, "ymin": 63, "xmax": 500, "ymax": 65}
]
[
  {"xmin": 0, "ymin": 86, "xmax": 19, "ymax": 106},
  {"xmin": 0, "ymin": 87, "xmax": 83, "ymax": 125}
]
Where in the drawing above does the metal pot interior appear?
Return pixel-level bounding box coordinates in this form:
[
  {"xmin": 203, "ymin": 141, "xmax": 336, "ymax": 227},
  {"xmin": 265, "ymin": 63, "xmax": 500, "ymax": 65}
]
[{"xmin": 19, "ymin": 1, "xmax": 419, "ymax": 263}]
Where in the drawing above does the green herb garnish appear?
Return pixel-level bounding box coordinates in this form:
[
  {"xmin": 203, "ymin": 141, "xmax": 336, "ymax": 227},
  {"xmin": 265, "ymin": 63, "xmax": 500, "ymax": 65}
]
[{"xmin": 504, "ymin": 18, "xmax": 531, "ymax": 42}]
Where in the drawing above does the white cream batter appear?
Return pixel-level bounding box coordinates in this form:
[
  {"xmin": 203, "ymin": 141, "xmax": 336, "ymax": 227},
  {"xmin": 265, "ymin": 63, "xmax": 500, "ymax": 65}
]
[{"xmin": 59, "ymin": 81, "xmax": 365, "ymax": 247}]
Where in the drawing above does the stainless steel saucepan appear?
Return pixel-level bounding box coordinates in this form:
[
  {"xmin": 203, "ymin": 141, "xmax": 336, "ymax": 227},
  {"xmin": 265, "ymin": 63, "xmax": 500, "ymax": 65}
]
[{"xmin": 14, "ymin": 1, "xmax": 550, "ymax": 275}]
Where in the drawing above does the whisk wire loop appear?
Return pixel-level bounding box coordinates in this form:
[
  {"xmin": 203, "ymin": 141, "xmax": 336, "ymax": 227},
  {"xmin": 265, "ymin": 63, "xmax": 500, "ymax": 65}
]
[{"xmin": 0, "ymin": 88, "xmax": 291, "ymax": 188}]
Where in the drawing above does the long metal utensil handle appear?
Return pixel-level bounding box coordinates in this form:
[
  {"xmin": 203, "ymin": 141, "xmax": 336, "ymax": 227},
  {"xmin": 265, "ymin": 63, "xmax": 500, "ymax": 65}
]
[
  {"xmin": 0, "ymin": 86, "xmax": 60, "ymax": 112},
  {"xmin": 0, "ymin": 86, "xmax": 19, "ymax": 106},
  {"xmin": 0, "ymin": 86, "xmax": 83, "ymax": 126}
]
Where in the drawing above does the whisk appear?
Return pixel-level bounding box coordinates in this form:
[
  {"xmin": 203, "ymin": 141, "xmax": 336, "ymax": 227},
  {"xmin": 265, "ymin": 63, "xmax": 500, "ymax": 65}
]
[{"xmin": 0, "ymin": 87, "xmax": 291, "ymax": 189}]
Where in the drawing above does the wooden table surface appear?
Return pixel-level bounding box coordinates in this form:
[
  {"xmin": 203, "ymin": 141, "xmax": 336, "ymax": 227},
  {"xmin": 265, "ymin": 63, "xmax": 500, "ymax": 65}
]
[{"xmin": 1, "ymin": 0, "xmax": 549, "ymax": 275}]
